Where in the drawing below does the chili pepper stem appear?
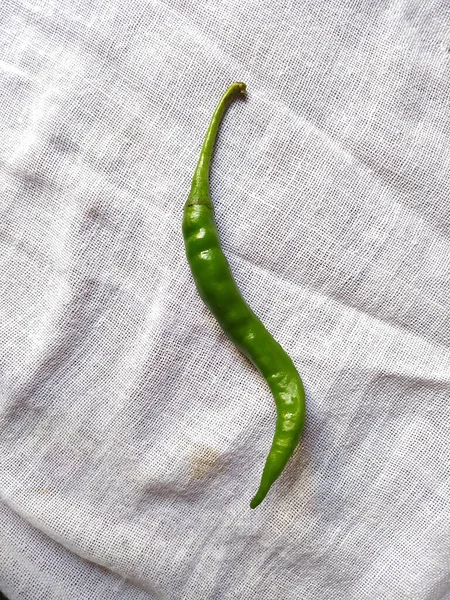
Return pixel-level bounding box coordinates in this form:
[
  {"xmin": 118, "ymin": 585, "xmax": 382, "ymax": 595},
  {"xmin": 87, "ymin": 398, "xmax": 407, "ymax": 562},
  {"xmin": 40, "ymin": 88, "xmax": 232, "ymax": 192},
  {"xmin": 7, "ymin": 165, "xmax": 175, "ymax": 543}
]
[{"xmin": 187, "ymin": 82, "xmax": 246, "ymax": 208}]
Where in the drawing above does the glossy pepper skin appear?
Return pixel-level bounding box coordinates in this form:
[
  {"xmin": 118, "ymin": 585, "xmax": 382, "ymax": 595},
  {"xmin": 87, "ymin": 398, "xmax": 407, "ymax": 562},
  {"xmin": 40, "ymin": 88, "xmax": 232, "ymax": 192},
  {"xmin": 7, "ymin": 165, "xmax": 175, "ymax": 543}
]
[{"xmin": 182, "ymin": 82, "xmax": 306, "ymax": 508}]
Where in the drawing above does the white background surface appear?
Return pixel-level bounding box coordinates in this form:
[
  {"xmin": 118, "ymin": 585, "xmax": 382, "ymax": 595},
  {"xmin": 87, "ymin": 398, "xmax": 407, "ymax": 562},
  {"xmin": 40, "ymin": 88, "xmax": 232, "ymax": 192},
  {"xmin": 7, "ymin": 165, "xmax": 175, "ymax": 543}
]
[{"xmin": 0, "ymin": 0, "xmax": 449, "ymax": 598}]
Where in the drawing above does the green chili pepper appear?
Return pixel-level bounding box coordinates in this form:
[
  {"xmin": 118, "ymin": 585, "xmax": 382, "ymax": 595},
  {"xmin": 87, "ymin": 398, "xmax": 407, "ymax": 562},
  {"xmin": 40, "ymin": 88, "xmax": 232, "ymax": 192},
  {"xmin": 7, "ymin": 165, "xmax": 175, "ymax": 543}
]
[{"xmin": 182, "ymin": 82, "xmax": 306, "ymax": 508}]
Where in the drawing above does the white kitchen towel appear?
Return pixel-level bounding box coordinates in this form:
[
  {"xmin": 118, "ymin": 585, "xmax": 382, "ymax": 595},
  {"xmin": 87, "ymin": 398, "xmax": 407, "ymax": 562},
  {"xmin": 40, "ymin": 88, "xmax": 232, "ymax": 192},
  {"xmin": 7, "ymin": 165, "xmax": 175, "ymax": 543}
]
[
  {"xmin": 0, "ymin": 0, "xmax": 449, "ymax": 599},
  {"xmin": 0, "ymin": 500, "xmax": 152, "ymax": 600}
]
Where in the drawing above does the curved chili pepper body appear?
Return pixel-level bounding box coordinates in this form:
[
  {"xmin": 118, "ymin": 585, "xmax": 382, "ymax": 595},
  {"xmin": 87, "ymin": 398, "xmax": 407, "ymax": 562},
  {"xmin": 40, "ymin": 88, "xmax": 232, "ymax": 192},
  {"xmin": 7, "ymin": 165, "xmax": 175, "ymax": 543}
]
[{"xmin": 182, "ymin": 82, "xmax": 306, "ymax": 508}]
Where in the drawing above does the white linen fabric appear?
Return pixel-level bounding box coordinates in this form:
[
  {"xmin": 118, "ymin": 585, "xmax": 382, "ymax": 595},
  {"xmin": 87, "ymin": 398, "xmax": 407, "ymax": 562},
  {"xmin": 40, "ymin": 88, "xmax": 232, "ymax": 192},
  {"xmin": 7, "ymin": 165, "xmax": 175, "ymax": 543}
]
[{"xmin": 0, "ymin": 0, "xmax": 449, "ymax": 598}]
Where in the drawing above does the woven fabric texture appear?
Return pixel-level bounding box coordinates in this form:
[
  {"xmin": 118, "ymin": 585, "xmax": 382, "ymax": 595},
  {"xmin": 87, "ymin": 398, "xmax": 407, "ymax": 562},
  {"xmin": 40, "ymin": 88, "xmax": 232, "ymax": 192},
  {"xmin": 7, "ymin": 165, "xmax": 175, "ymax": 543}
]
[{"xmin": 0, "ymin": 1, "xmax": 449, "ymax": 599}]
